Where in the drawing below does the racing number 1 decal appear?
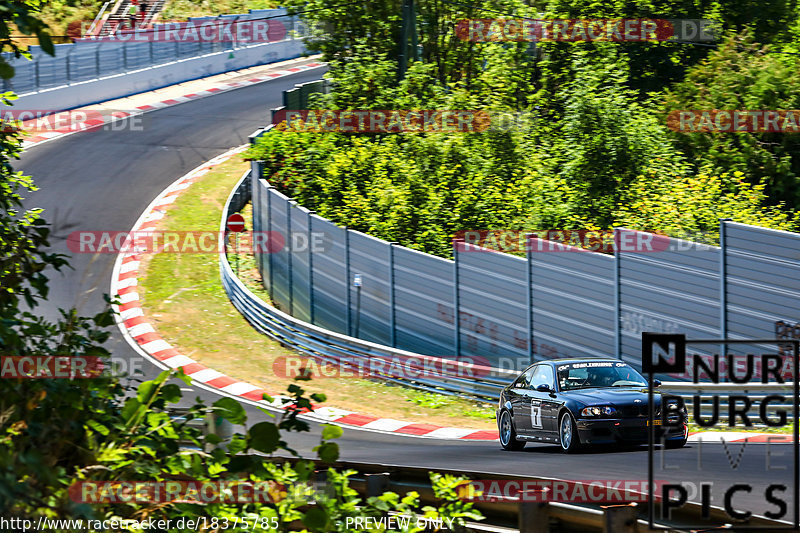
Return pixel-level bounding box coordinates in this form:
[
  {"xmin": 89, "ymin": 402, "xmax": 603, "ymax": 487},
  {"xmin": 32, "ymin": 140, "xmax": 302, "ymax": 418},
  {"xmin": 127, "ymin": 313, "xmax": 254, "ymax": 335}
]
[{"xmin": 530, "ymin": 401, "xmax": 542, "ymax": 429}]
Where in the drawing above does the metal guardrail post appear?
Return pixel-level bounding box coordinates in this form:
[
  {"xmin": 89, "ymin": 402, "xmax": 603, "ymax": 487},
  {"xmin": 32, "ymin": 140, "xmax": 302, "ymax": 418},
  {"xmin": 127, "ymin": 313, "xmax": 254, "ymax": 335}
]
[
  {"xmin": 65, "ymin": 47, "xmax": 73, "ymax": 84},
  {"xmin": 308, "ymin": 210, "xmax": 315, "ymax": 324},
  {"xmin": 389, "ymin": 242, "xmax": 397, "ymax": 347},
  {"xmin": 205, "ymin": 408, "xmax": 233, "ymax": 452},
  {"xmin": 719, "ymin": 218, "xmax": 731, "ymax": 359},
  {"xmin": 266, "ymin": 185, "xmax": 274, "ymax": 294},
  {"xmin": 602, "ymin": 503, "xmax": 637, "ymax": 533},
  {"xmin": 287, "ymin": 200, "xmax": 294, "ymax": 315},
  {"xmin": 526, "ymin": 233, "xmax": 534, "ymax": 364},
  {"xmin": 365, "ymin": 473, "xmax": 390, "ymax": 497},
  {"xmin": 613, "ymin": 228, "xmax": 622, "ymax": 360},
  {"xmin": 453, "ymin": 239, "xmax": 461, "ymax": 357},
  {"xmin": 345, "ymin": 227, "xmax": 352, "ymax": 336},
  {"xmin": 518, "ymin": 500, "xmax": 549, "ymax": 533}
]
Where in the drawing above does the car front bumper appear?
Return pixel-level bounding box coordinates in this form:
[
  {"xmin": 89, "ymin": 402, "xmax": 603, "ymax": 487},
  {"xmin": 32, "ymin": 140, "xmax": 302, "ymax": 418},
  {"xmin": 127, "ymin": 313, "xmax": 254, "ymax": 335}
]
[{"xmin": 575, "ymin": 417, "xmax": 687, "ymax": 445}]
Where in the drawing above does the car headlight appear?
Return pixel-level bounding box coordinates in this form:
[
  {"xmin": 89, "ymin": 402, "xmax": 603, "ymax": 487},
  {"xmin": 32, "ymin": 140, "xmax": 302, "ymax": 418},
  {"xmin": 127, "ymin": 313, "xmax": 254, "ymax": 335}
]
[{"xmin": 580, "ymin": 406, "xmax": 617, "ymax": 417}]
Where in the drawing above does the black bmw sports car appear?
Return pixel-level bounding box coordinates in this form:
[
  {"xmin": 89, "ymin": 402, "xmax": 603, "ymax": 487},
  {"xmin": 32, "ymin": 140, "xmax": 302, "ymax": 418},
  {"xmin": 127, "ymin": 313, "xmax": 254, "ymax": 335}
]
[{"xmin": 496, "ymin": 358, "xmax": 688, "ymax": 452}]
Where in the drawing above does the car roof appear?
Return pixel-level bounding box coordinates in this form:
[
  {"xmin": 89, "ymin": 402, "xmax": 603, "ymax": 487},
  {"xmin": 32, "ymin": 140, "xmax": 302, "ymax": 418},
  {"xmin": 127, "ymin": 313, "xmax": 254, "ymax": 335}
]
[{"xmin": 538, "ymin": 358, "xmax": 623, "ymax": 366}]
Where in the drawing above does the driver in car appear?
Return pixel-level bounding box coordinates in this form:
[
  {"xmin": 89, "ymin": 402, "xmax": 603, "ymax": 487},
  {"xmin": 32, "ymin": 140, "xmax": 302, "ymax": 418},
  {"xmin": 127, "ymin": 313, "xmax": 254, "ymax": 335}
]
[{"xmin": 587, "ymin": 367, "xmax": 616, "ymax": 388}]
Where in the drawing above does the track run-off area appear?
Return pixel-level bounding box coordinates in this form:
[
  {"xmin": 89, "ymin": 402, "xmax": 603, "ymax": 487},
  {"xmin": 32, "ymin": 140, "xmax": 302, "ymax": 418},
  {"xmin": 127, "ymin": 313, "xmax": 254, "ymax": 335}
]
[{"xmin": 19, "ymin": 63, "xmax": 796, "ymax": 523}]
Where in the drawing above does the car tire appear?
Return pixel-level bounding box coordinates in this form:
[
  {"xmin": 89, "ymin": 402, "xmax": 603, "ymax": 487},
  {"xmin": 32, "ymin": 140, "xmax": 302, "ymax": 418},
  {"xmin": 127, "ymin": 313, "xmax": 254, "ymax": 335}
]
[
  {"xmin": 498, "ymin": 410, "xmax": 526, "ymax": 451},
  {"xmin": 665, "ymin": 429, "xmax": 689, "ymax": 449},
  {"xmin": 559, "ymin": 412, "xmax": 581, "ymax": 453}
]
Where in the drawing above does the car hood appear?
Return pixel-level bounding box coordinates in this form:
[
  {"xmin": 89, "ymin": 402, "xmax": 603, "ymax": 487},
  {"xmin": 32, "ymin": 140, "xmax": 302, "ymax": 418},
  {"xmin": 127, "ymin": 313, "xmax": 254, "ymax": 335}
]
[{"xmin": 564, "ymin": 387, "xmax": 661, "ymax": 407}]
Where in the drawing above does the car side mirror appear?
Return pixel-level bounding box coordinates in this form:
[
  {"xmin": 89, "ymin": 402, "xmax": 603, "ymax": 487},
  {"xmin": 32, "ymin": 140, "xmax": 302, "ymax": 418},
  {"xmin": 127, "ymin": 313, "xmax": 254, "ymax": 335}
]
[
  {"xmin": 536, "ymin": 384, "xmax": 552, "ymax": 393},
  {"xmin": 653, "ymin": 379, "xmax": 662, "ymax": 387}
]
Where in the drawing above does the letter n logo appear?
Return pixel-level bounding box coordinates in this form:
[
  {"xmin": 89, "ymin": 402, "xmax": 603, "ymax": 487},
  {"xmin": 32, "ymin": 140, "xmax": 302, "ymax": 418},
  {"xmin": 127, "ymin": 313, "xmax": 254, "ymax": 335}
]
[{"xmin": 642, "ymin": 333, "xmax": 686, "ymax": 374}]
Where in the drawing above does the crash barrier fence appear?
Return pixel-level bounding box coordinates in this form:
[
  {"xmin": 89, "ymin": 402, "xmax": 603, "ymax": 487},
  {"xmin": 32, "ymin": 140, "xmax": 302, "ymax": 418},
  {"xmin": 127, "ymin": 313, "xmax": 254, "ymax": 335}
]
[
  {"xmin": 166, "ymin": 418, "xmax": 794, "ymax": 533},
  {"xmin": 249, "ymin": 82, "xmax": 800, "ymax": 386},
  {"xmin": 271, "ymin": 78, "xmax": 334, "ymax": 119},
  {"xmin": 1, "ymin": 9, "xmax": 306, "ymax": 95},
  {"xmin": 330, "ymin": 460, "xmax": 787, "ymax": 533},
  {"xmin": 221, "ymin": 170, "xmax": 796, "ymax": 428}
]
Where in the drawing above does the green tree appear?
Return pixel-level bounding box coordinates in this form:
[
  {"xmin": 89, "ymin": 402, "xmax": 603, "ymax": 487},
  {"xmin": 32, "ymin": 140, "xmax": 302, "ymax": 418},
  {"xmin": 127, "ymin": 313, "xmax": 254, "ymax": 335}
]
[
  {"xmin": 1, "ymin": 3, "xmax": 484, "ymax": 529},
  {"xmin": 544, "ymin": 48, "xmax": 689, "ymax": 228},
  {"xmin": 614, "ymin": 171, "xmax": 796, "ymax": 240},
  {"xmin": 663, "ymin": 33, "xmax": 800, "ymax": 208}
]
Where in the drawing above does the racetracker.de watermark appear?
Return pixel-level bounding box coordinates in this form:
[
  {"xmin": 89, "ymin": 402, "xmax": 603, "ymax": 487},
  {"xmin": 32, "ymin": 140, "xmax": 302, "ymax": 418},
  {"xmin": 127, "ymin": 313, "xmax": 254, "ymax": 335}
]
[
  {"xmin": 0, "ymin": 356, "xmax": 144, "ymax": 379},
  {"xmin": 66, "ymin": 231, "xmax": 329, "ymax": 254},
  {"xmin": 453, "ymin": 229, "xmax": 716, "ymax": 253},
  {"xmin": 0, "ymin": 109, "xmax": 144, "ymax": 134},
  {"xmin": 271, "ymin": 109, "xmax": 535, "ymax": 133},
  {"xmin": 69, "ymin": 480, "xmax": 286, "ymax": 504},
  {"xmin": 272, "ymin": 354, "xmax": 491, "ymax": 380},
  {"xmin": 455, "ymin": 18, "xmax": 716, "ymax": 42},
  {"xmin": 457, "ymin": 479, "xmax": 665, "ymax": 503},
  {"xmin": 668, "ymin": 109, "xmax": 800, "ymax": 133},
  {"xmin": 71, "ymin": 19, "xmax": 288, "ymax": 43}
]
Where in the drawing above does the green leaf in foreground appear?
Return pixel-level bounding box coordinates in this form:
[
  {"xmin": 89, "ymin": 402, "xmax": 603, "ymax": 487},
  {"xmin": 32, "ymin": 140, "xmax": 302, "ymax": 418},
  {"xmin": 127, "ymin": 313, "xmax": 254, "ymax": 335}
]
[
  {"xmin": 212, "ymin": 396, "xmax": 248, "ymax": 425},
  {"xmin": 321, "ymin": 424, "xmax": 343, "ymax": 440},
  {"xmin": 248, "ymin": 421, "xmax": 280, "ymax": 453}
]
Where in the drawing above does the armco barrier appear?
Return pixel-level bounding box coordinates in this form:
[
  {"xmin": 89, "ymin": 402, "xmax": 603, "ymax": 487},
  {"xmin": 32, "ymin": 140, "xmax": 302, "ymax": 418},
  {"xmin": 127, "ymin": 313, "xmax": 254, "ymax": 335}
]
[
  {"xmin": 222, "ymin": 169, "xmax": 795, "ymax": 421},
  {"xmin": 222, "ymin": 169, "xmax": 519, "ymax": 402},
  {"xmin": 1, "ymin": 9, "xmax": 308, "ymax": 111}
]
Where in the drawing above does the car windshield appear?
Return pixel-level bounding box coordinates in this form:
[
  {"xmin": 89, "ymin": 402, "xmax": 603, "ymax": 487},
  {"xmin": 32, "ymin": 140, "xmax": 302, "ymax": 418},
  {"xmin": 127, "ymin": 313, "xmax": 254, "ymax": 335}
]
[{"xmin": 556, "ymin": 361, "xmax": 647, "ymax": 391}]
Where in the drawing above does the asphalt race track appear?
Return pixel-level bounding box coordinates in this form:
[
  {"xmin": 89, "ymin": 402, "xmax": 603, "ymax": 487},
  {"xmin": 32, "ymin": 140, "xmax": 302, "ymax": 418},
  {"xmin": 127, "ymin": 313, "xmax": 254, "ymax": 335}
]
[{"xmin": 18, "ymin": 68, "xmax": 797, "ymax": 523}]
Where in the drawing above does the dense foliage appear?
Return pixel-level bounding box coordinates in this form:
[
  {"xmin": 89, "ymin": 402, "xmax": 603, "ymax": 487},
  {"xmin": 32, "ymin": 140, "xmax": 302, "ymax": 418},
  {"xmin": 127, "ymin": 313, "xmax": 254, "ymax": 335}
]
[
  {"xmin": 1, "ymin": 95, "xmax": 479, "ymax": 533},
  {"xmin": 1, "ymin": 3, "xmax": 482, "ymax": 529},
  {"xmin": 248, "ymin": 0, "xmax": 800, "ymax": 255}
]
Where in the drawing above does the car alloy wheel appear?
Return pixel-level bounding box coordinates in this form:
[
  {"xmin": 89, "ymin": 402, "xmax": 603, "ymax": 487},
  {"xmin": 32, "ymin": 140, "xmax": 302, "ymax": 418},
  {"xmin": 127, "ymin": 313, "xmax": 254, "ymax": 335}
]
[
  {"xmin": 559, "ymin": 413, "xmax": 580, "ymax": 453},
  {"xmin": 499, "ymin": 410, "xmax": 525, "ymax": 451}
]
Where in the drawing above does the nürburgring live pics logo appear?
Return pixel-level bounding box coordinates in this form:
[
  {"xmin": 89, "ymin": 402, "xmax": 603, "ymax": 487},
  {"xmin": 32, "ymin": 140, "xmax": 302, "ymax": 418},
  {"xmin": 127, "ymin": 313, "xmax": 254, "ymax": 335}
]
[{"xmin": 643, "ymin": 333, "xmax": 799, "ymax": 530}]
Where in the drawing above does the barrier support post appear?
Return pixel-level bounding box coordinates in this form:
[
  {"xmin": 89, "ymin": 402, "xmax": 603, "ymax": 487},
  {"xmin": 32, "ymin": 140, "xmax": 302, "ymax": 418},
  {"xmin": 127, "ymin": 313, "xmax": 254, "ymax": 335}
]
[
  {"xmin": 389, "ymin": 242, "xmax": 397, "ymax": 347},
  {"xmin": 345, "ymin": 227, "xmax": 352, "ymax": 336},
  {"xmin": 719, "ymin": 218, "xmax": 731, "ymax": 359},
  {"xmin": 602, "ymin": 503, "xmax": 638, "ymax": 533},
  {"xmin": 266, "ymin": 185, "xmax": 274, "ymax": 294},
  {"xmin": 613, "ymin": 228, "xmax": 621, "ymax": 359},
  {"xmin": 365, "ymin": 473, "xmax": 389, "ymax": 497},
  {"xmin": 287, "ymin": 199, "xmax": 294, "ymax": 315},
  {"xmin": 526, "ymin": 233, "xmax": 534, "ymax": 364},
  {"xmin": 453, "ymin": 239, "xmax": 461, "ymax": 358},
  {"xmin": 308, "ymin": 211, "xmax": 315, "ymax": 324},
  {"xmin": 518, "ymin": 500, "xmax": 549, "ymax": 533}
]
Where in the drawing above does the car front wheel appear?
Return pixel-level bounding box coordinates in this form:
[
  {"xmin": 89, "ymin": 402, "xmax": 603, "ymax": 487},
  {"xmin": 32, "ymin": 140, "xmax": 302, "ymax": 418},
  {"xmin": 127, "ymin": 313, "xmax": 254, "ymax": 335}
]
[
  {"xmin": 665, "ymin": 427, "xmax": 689, "ymax": 449},
  {"xmin": 559, "ymin": 412, "xmax": 581, "ymax": 453},
  {"xmin": 499, "ymin": 410, "xmax": 525, "ymax": 451}
]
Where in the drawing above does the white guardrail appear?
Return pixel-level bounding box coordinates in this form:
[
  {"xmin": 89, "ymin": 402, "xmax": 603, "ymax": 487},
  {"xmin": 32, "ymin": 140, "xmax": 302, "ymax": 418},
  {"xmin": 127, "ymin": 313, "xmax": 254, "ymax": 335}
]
[{"xmin": 220, "ymin": 171, "xmax": 794, "ymax": 417}]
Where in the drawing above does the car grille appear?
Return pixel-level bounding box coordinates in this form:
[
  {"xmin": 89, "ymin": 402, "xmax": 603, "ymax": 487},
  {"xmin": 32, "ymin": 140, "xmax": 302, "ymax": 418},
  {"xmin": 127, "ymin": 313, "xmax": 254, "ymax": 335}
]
[
  {"xmin": 621, "ymin": 428, "xmax": 648, "ymax": 441},
  {"xmin": 620, "ymin": 404, "xmax": 648, "ymax": 417}
]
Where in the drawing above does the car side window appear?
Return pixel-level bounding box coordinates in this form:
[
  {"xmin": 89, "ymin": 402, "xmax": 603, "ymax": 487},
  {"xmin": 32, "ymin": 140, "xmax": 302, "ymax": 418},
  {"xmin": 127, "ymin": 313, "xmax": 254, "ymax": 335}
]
[
  {"xmin": 529, "ymin": 365, "xmax": 554, "ymax": 390},
  {"xmin": 514, "ymin": 366, "xmax": 535, "ymax": 388}
]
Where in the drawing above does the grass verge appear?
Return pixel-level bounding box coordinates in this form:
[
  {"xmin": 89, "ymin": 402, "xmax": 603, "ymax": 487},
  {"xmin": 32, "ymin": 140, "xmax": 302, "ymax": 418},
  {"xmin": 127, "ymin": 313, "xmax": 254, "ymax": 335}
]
[
  {"xmin": 687, "ymin": 422, "xmax": 793, "ymax": 435},
  {"xmin": 137, "ymin": 153, "xmax": 497, "ymax": 430},
  {"xmin": 161, "ymin": 0, "xmax": 280, "ymax": 21}
]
